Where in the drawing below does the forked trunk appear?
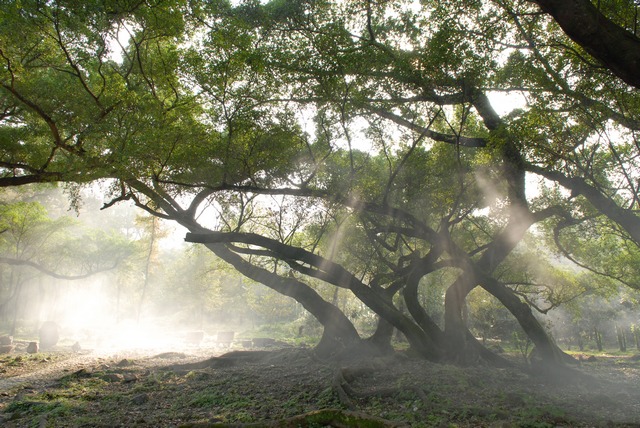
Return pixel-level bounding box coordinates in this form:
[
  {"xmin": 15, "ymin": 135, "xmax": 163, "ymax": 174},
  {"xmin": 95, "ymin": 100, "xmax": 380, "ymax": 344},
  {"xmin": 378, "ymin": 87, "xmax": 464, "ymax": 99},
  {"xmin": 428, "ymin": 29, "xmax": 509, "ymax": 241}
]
[{"xmin": 365, "ymin": 317, "xmax": 395, "ymax": 354}]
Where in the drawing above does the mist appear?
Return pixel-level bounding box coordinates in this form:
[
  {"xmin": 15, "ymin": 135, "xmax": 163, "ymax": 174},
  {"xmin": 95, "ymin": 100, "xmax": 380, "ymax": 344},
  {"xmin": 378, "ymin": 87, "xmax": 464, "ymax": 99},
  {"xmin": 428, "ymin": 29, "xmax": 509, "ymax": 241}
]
[{"xmin": 0, "ymin": 186, "xmax": 316, "ymax": 357}]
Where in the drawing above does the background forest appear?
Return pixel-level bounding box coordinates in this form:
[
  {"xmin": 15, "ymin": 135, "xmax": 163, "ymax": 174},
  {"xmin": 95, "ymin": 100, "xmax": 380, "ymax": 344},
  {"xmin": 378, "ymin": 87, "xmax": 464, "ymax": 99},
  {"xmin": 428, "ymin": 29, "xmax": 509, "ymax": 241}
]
[{"xmin": 0, "ymin": 186, "xmax": 321, "ymax": 348}]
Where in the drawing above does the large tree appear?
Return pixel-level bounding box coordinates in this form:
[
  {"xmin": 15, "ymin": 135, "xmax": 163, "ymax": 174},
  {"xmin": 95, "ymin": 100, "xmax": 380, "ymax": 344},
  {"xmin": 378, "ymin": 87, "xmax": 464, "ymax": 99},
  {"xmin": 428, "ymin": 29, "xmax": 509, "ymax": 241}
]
[{"xmin": 1, "ymin": 0, "xmax": 639, "ymax": 369}]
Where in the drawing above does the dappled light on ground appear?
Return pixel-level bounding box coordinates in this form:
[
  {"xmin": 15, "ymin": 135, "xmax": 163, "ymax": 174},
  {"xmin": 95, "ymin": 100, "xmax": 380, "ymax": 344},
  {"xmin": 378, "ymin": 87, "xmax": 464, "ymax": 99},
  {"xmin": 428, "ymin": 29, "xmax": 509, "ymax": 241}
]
[{"xmin": 1, "ymin": 347, "xmax": 640, "ymax": 427}]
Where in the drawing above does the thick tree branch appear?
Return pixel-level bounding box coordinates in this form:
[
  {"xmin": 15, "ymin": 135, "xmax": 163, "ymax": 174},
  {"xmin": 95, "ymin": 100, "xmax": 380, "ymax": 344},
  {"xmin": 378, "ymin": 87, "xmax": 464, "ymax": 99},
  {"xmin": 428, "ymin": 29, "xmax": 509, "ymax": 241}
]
[
  {"xmin": 366, "ymin": 106, "xmax": 487, "ymax": 148},
  {"xmin": 530, "ymin": 0, "xmax": 640, "ymax": 89},
  {"xmin": 186, "ymin": 231, "xmax": 441, "ymax": 359},
  {"xmin": 0, "ymin": 173, "xmax": 64, "ymax": 187},
  {"xmin": 528, "ymin": 164, "xmax": 640, "ymax": 245}
]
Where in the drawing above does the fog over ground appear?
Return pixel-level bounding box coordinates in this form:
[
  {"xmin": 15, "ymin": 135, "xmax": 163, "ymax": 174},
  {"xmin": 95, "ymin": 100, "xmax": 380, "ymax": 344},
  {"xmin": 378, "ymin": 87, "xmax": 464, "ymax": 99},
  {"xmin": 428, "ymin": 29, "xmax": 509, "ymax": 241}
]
[{"xmin": 2, "ymin": 184, "xmax": 638, "ymax": 360}]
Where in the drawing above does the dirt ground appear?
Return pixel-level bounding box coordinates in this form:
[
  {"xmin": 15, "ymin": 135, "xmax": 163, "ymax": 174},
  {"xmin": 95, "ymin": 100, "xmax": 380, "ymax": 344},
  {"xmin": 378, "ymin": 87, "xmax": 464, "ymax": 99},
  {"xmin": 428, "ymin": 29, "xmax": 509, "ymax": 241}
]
[{"xmin": 1, "ymin": 340, "xmax": 640, "ymax": 427}]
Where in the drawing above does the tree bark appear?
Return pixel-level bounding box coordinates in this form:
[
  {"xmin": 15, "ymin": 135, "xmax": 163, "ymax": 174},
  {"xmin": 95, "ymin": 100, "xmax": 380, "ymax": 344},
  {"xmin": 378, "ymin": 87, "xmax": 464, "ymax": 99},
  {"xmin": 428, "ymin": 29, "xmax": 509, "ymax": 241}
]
[
  {"xmin": 366, "ymin": 316, "xmax": 395, "ymax": 354},
  {"xmin": 203, "ymin": 242, "xmax": 362, "ymax": 358},
  {"xmin": 478, "ymin": 272, "xmax": 569, "ymax": 365},
  {"xmin": 530, "ymin": 0, "xmax": 640, "ymax": 89},
  {"xmin": 187, "ymin": 231, "xmax": 442, "ymax": 361},
  {"xmin": 402, "ymin": 267, "xmax": 444, "ymax": 346},
  {"xmin": 442, "ymin": 206, "xmax": 562, "ymax": 364},
  {"xmin": 444, "ymin": 272, "xmax": 479, "ymax": 364},
  {"xmin": 529, "ymin": 166, "xmax": 640, "ymax": 246}
]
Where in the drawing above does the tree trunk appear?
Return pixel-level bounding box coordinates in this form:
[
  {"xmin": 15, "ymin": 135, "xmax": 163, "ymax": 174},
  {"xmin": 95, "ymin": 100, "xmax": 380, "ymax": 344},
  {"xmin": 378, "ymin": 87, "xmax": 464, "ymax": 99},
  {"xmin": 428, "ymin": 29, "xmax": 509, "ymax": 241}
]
[
  {"xmin": 10, "ymin": 271, "xmax": 23, "ymax": 337},
  {"xmin": 443, "ymin": 273, "xmax": 480, "ymax": 364},
  {"xmin": 594, "ymin": 327, "xmax": 603, "ymax": 352},
  {"xmin": 402, "ymin": 271, "xmax": 444, "ymax": 346},
  {"xmin": 479, "ymin": 273, "xmax": 570, "ymax": 366},
  {"xmin": 203, "ymin": 242, "xmax": 362, "ymax": 358},
  {"xmin": 353, "ymin": 285, "xmax": 441, "ymax": 360},
  {"xmin": 616, "ymin": 324, "xmax": 627, "ymax": 352},
  {"xmin": 186, "ymin": 231, "xmax": 442, "ymax": 361},
  {"xmin": 366, "ymin": 316, "xmax": 395, "ymax": 354},
  {"xmin": 577, "ymin": 334, "xmax": 584, "ymax": 352}
]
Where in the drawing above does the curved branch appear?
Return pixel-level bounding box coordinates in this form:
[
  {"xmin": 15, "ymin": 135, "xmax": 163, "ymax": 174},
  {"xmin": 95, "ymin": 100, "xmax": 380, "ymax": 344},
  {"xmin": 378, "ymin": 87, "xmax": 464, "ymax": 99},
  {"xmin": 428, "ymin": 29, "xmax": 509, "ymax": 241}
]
[
  {"xmin": 528, "ymin": 164, "xmax": 640, "ymax": 245},
  {"xmin": 186, "ymin": 231, "xmax": 441, "ymax": 359},
  {"xmin": 0, "ymin": 256, "xmax": 118, "ymax": 280},
  {"xmin": 553, "ymin": 219, "xmax": 640, "ymax": 289},
  {"xmin": 367, "ymin": 106, "xmax": 487, "ymax": 148}
]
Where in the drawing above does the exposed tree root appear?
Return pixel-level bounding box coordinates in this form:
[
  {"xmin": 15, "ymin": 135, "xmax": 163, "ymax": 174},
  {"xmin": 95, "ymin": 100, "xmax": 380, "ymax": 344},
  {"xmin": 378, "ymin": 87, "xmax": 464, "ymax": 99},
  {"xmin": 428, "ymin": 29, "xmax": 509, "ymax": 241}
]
[
  {"xmin": 179, "ymin": 409, "xmax": 408, "ymax": 427},
  {"xmin": 331, "ymin": 363, "xmax": 401, "ymax": 410},
  {"xmin": 332, "ymin": 368, "xmax": 355, "ymax": 409}
]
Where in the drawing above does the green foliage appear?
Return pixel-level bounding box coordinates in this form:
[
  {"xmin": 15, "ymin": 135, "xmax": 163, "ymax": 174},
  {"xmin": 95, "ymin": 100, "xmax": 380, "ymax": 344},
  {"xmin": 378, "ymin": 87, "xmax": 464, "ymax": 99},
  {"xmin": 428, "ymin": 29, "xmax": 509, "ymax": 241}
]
[{"xmin": 2, "ymin": 0, "xmax": 640, "ymax": 365}]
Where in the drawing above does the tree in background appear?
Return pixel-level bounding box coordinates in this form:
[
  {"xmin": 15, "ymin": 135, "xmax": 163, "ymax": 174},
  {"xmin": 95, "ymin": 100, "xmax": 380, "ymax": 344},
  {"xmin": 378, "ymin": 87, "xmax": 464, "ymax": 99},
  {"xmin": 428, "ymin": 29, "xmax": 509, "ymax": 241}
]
[{"xmin": 0, "ymin": 187, "xmax": 133, "ymax": 336}]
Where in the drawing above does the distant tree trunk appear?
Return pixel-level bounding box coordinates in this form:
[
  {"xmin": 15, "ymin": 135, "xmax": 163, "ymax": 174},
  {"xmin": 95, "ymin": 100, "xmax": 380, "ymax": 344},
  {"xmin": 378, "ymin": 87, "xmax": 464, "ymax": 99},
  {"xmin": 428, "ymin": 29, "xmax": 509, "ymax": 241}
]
[
  {"xmin": 577, "ymin": 334, "xmax": 584, "ymax": 352},
  {"xmin": 116, "ymin": 282, "xmax": 122, "ymax": 324},
  {"xmin": 594, "ymin": 327, "xmax": 603, "ymax": 352},
  {"xmin": 9, "ymin": 271, "xmax": 23, "ymax": 337},
  {"xmin": 616, "ymin": 324, "xmax": 627, "ymax": 352},
  {"xmin": 138, "ymin": 216, "xmax": 158, "ymax": 323}
]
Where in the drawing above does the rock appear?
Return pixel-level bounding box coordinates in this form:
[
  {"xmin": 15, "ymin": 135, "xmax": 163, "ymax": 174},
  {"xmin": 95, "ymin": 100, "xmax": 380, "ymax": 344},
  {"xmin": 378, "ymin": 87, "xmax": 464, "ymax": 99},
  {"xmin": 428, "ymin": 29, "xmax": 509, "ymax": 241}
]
[
  {"xmin": 131, "ymin": 393, "xmax": 149, "ymax": 405},
  {"xmin": 252, "ymin": 337, "xmax": 275, "ymax": 347},
  {"xmin": 0, "ymin": 344, "xmax": 14, "ymax": 354},
  {"xmin": 116, "ymin": 358, "xmax": 134, "ymax": 367},
  {"xmin": 123, "ymin": 373, "xmax": 138, "ymax": 383},
  {"xmin": 102, "ymin": 373, "xmax": 124, "ymax": 382},
  {"xmin": 0, "ymin": 335, "xmax": 13, "ymax": 346},
  {"xmin": 26, "ymin": 342, "xmax": 39, "ymax": 354},
  {"xmin": 586, "ymin": 355, "xmax": 597, "ymax": 362},
  {"xmin": 185, "ymin": 331, "xmax": 205, "ymax": 345},
  {"xmin": 39, "ymin": 321, "xmax": 59, "ymax": 350},
  {"xmin": 216, "ymin": 331, "xmax": 235, "ymax": 347},
  {"xmin": 71, "ymin": 341, "xmax": 81, "ymax": 353}
]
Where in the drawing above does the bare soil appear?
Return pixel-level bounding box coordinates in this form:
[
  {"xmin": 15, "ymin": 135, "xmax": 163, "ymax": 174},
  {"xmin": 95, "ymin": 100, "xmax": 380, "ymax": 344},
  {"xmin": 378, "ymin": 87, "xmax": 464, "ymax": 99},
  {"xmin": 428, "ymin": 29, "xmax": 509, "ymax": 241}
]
[{"xmin": 1, "ymin": 340, "xmax": 640, "ymax": 427}]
